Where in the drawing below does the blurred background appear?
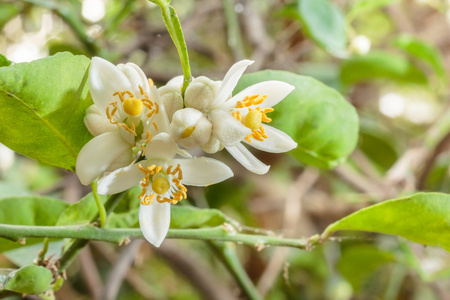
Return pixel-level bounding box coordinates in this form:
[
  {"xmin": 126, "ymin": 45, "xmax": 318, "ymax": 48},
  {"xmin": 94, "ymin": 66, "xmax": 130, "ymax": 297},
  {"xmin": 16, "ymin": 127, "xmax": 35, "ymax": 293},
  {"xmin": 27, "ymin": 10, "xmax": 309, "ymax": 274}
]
[{"xmin": 1, "ymin": 0, "xmax": 450, "ymax": 299}]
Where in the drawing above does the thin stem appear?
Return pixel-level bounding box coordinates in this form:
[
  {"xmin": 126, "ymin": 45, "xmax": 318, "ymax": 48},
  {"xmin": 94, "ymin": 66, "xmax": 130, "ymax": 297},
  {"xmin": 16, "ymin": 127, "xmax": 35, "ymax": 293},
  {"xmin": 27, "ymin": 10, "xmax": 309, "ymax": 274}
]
[
  {"xmin": 91, "ymin": 181, "xmax": 106, "ymax": 227},
  {"xmin": 0, "ymin": 224, "xmax": 316, "ymax": 250},
  {"xmin": 151, "ymin": 0, "xmax": 191, "ymax": 95},
  {"xmin": 210, "ymin": 242, "xmax": 262, "ymax": 300},
  {"xmin": 36, "ymin": 238, "xmax": 50, "ymax": 265}
]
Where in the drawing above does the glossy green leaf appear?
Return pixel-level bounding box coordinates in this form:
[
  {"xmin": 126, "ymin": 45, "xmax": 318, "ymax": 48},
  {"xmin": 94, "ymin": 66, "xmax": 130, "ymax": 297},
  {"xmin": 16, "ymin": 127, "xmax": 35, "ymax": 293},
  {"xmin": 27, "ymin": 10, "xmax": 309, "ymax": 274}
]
[
  {"xmin": 170, "ymin": 206, "xmax": 238, "ymax": 228},
  {"xmin": 347, "ymin": 0, "xmax": 399, "ymax": 21},
  {"xmin": 323, "ymin": 193, "xmax": 450, "ymax": 251},
  {"xmin": 0, "ymin": 52, "xmax": 92, "ymax": 171},
  {"xmin": 56, "ymin": 192, "xmax": 105, "ymax": 226},
  {"xmin": 234, "ymin": 70, "xmax": 359, "ymax": 169},
  {"xmin": 394, "ymin": 35, "xmax": 446, "ymax": 79},
  {"xmin": 340, "ymin": 51, "xmax": 427, "ymax": 85},
  {"xmin": 297, "ymin": 0, "xmax": 347, "ymax": 54},
  {"xmin": 0, "ymin": 196, "xmax": 68, "ymax": 252},
  {"xmin": 3, "ymin": 265, "xmax": 52, "ymax": 294},
  {"xmin": 0, "ymin": 53, "xmax": 11, "ymax": 67}
]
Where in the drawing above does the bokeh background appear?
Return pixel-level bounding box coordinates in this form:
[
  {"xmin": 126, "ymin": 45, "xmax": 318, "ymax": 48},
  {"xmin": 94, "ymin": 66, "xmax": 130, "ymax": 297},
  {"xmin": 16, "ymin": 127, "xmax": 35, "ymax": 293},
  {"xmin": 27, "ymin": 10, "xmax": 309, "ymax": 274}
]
[{"xmin": 1, "ymin": 0, "xmax": 450, "ymax": 299}]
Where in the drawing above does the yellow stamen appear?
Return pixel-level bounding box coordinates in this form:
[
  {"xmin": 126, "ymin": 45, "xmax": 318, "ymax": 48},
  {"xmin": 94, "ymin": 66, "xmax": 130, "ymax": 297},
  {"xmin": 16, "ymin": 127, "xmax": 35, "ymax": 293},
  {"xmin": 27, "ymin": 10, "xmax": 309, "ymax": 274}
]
[
  {"xmin": 153, "ymin": 121, "xmax": 159, "ymax": 132},
  {"xmin": 118, "ymin": 122, "xmax": 136, "ymax": 136},
  {"xmin": 148, "ymin": 78, "xmax": 154, "ymax": 88}
]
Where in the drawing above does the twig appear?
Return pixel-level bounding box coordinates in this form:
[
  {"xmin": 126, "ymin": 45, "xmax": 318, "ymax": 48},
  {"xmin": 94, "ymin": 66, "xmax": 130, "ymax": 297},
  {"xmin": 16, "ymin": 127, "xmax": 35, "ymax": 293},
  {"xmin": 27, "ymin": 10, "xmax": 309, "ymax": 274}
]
[
  {"xmin": 79, "ymin": 246, "xmax": 103, "ymax": 300},
  {"xmin": 257, "ymin": 168, "xmax": 319, "ymax": 297},
  {"xmin": 92, "ymin": 242, "xmax": 158, "ymax": 299},
  {"xmin": 0, "ymin": 224, "xmax": 316, "ymax": 250},
  {"xmin": 155, "ymin": 240, "xmax": 237, "ymax": 300},
  {"xmin": 100, "ymin": 240, "xmax": 143, "ymax": 300}
]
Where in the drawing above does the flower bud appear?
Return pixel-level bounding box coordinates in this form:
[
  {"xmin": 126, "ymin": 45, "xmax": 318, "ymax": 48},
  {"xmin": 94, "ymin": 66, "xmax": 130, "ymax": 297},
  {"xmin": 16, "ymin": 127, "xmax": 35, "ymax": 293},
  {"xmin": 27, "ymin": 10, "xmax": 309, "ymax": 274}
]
[
  {"xmin": 169, "ymin": 108, "xmax": 212, "ymax": 148},
  {"xmin": 159, "ymin": 85, "xmax": 183, "ymax": 121},
  {"xmin": 117, "ymin": 62, "xmax": 150, "ymax": 96},
  {"xmin": 185, "ymin": 76, "xmax": 219, "ymax": 111},
  {"xmin": 350, "ymin": 35, "xmax": 371, "ymax": 55},
  {"xmin": 201, "ymin": 135, "xmax": 223, "ymax": 154},
  {"xmin": 84, "ymin": 105, "xmax": 116, "ymax": 136}
]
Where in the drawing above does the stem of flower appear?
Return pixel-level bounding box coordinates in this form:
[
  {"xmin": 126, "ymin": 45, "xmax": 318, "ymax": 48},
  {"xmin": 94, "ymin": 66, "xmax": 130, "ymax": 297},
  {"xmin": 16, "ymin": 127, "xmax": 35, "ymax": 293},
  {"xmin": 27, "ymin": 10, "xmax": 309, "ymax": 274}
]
[
  {"xmin": 91, "ymin": 181, "xmax": 106, "ymax": 228},
  {"xmin": 151, "ymin": 0, "xmax": 191, "ymax": 95}
]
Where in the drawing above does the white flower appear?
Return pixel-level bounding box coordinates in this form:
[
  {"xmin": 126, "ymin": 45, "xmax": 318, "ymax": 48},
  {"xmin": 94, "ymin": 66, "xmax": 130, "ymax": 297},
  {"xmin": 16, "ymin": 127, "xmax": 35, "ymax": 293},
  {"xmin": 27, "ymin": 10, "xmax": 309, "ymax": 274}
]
[
  {"xmin": 97, "ymin": 132, "xmax": 233, "ymax": 247},
  {"xmin": 76, "ymin": 57, "xmax": 170, "ymax": 185},
  {"xmin": 178, "ymin": 60, "xmax": 297, "ymax": 174}
]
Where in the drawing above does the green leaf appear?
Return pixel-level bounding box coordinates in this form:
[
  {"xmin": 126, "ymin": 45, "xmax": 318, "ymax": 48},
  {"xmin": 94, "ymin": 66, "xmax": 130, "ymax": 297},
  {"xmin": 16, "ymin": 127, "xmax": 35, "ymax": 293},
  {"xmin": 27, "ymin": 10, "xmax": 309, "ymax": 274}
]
[
  {"xmin": 297, "ymin": 0, "xmax": 347, "ymax": 54},
  {"xmin": 338, "ymin": 245, "xmax": 394, "ymax": 291},
  {"xmin": 347, "ymin": 0, "xmax": 399, "ymax": 21},
  {"xmin": 170, "ymin": 206, "xmax": 238, "ymax": 229},
  {"xmin": 323, "ymin": 193, "xmax": 450, "ymax": 251},
  {"xmin": 2, "ymin": 265, "xmax": 52, "ymax": 295},
  {"xmin": 56, "ymin": 192, "xmax": 105, "ymax": 226},
  {"xmin": 0, "ymin": 196, "xmax": 68, "ymax": 252},
  {"xmin": 394, "ymin": 35, "xmax": 446, "ymax": 79},
  {"xmin": 340, "ymin": 51, "xmax": 428, "ymax": 85},
  {"xmin": 234, "ymin": 70, "xmax": 359, "ymax": 169},
  {"xmin": 0, "ymin": 52, "xmax": 92, "ymax": 171},
  {"xmin": 0, "ymin": 53, "xmax": 11, "ymax": 67}
]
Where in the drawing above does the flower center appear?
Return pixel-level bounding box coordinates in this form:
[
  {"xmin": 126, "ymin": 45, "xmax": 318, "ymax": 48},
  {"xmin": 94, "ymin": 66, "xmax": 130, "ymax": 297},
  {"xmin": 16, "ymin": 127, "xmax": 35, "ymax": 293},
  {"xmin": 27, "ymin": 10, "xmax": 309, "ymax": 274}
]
[
  {"xmin": 123, "ymin": 97, "xmax": 144, "ymax": 116},
  {"xmin": 181, "ymin": 126, "xmax": 195, "ymax": 138},
  {"xmin": 105, "ymin": 87, "xmax": 160, "ymax": 139},
  {"xmin": 243, "ymin": 109, "xmax": 262, "ymax": 130},
  {"xmin": 233, "ymin": 94, "xmax": 273, "ymax": 142},
  {"xmin": 138, "ymin": 163, "xmax": 187, "ymax": 205},
  {"xmin": 152, "ymin": 176, "xmax": 170, "ymax": 194}
]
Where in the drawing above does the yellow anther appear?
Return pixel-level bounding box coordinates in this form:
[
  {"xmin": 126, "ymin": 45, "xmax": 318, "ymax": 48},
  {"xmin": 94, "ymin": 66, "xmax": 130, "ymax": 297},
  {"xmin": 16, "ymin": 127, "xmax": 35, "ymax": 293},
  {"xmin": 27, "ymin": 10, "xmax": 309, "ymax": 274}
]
[
  {"xmin": 123, "ymin": 97, "xmax": 144, "ymax": 116},
  {"xmin": 155, "ymin": 166, "xmax": 163, "ymax": 173},
  {"xmin": 153, "ymin": 121, "xmax": 159, "ymax": 132},
  {"xmin": 148, "ymin": 78, "xmax": 154, "ymax": 88},
  {"xmin": 181, "ymin": 126, "xmax": 195, "ymax": 138},
  {"xmin": 166, "ymin": 165, "xmax": 173, "ymax": 174},
  {"xmin": 243, "ymin": 109, "xmax": 262, "ymax": 130},
  {"xmin": 152, "ymin": 177, "xmax": 170, "ymax": 195}
]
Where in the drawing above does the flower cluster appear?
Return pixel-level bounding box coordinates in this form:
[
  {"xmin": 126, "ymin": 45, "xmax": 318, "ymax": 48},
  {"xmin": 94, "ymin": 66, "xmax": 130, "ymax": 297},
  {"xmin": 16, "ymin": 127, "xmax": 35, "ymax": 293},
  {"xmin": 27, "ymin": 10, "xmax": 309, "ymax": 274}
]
[{"xmin": 76, "ymin": 57, "xmax": 297, "ymax": 247}]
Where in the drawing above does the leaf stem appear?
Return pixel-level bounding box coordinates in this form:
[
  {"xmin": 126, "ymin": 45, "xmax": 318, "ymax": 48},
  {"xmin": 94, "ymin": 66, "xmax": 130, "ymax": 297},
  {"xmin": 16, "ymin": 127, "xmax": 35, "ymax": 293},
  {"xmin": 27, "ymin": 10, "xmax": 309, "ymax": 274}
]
[
  {"xmin": 151, "ymin": 0, "xmax": 191, "ymax": 95},
  {"xmin": 91, "ymin": 181, "xmax": 106, "ymax": 227}
]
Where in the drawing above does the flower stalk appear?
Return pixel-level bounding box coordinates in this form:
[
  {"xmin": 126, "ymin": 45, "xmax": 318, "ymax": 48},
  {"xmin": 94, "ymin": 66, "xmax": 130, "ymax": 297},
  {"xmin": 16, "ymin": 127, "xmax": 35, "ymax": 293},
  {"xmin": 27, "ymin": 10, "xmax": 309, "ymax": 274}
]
[{"xmin": 151, "ymin": 0, "xmax": 191, "ymax": 95}]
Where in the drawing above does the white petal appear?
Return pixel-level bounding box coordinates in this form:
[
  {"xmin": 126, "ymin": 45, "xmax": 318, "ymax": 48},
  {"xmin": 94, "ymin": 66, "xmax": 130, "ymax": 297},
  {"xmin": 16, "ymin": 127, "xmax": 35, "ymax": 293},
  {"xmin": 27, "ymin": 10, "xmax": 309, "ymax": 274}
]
[
  {"xmin": 117, "ymin": 62, "xmax": 150, "ymax": 96},
  {"xmin": 97, "ymin": 163, "xmax": 143, "ymax": 194},
  {"xmin": 166, "ymin": 75, "xmax": 184, "ymax": 89},
  {"xmin": 221, "ymin": 81, "xmax": 295, "ymax": 111},
  {"xmin": 211, "ymin": 60, "xmax": 254, "ymax": 108},
  {"xmin": 173, "ymin": 157, "xmax": 233, "ymax": 186},
  {"xmin": 145, "ymin": 132, "xmax": 178, "ymax": 160},
  {"xmin": 89, "ymin": 57, "xmax": 133, "ymax": 114},
  {"xmin": 244, "ymin": 124, "xmax": 297, "ymax": 153},
  {"xmin": 139, "ymin": 202, "xmax": 171, "ymax": 247},
  {"xmin": 226, "ymin": 144, "xmax": 270, "ymax": 174},
  {"xmin": 149, "ymin": 85, "xmax": 170, "ymax": 133},
  {"xmin": 76, "ymin": 131, "xmax": 130, "ymax": 185},
  {"xmin": 210, "ymin": 110, "xmax": 251, "ymax": 147}
]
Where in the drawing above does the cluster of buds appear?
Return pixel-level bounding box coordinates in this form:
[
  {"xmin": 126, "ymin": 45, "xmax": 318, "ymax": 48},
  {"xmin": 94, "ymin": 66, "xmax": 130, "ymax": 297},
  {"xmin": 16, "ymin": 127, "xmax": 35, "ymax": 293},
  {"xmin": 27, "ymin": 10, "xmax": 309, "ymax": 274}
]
[{"xmin": 76, "ymin": 57, "xmax": 297, "ymax": 247}]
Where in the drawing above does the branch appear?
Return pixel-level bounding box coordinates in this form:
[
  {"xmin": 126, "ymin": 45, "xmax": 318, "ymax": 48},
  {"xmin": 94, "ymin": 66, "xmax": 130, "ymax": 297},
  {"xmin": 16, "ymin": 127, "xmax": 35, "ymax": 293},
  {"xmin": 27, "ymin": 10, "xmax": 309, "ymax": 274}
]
[{"xmin": 0, "ymin": 224, "xmax": 317, "ymax": 250}]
